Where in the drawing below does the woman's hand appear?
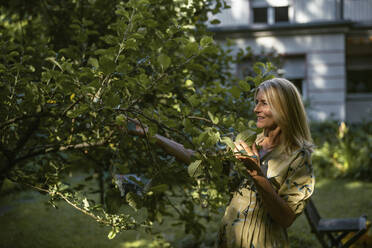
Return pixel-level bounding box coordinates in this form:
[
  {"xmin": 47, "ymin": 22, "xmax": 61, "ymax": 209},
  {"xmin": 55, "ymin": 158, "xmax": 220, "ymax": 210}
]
[{"xmin": 233, "ymin": 141, "xmax": 263, "ymax": 177}]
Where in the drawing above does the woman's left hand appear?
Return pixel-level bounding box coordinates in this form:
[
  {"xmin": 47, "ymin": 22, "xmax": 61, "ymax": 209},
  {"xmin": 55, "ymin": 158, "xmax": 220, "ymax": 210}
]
[{"xmin": 233, "ymin": 141, "xmax": 262, "ymax": 177}]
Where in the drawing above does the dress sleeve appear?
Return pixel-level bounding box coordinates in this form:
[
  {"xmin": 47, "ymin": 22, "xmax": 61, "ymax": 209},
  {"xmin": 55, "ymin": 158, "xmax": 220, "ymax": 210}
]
[{"xmin": 278, "ymin": 149, "xmax": 315, "ymax": 215}]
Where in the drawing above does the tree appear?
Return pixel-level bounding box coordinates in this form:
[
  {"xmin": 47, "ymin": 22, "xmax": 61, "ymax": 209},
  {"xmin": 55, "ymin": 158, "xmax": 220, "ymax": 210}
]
[{"xmin": 0, "ymin": 0, "xmax": 277, "ymax": 244}]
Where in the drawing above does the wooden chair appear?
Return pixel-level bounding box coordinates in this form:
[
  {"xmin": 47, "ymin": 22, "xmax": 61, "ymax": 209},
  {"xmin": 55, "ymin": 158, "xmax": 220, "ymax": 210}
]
[{"xmin": 304, "ymin": 198, "xmax": 367, "ymax": 248}]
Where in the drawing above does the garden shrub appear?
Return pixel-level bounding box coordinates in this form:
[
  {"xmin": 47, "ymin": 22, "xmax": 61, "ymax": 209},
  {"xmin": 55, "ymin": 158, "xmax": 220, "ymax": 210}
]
[{"xmin": 311, "ymin": 121, "xmax": 372, "ymax": 181}]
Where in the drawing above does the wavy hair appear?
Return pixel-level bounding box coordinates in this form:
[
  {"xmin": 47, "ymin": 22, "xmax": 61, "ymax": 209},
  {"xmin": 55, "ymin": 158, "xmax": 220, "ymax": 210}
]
[{"xmin": 255, "ymin": 78, "xmax": 313, "ymax": 154}]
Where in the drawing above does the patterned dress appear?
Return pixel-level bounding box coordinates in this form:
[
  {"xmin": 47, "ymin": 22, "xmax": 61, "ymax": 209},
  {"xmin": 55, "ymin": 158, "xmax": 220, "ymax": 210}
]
[{"xmin": 217, "ymin": 136, "xmax": 315, "ymax": 248}]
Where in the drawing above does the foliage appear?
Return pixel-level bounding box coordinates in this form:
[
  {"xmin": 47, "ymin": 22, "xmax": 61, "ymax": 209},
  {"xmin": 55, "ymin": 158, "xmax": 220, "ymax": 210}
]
[
  {"xmin": 0, "ymin": 0, "xmax": 278, "ymax": 243},
  {"xmin": 311, "ymin": 121, "xmax": 372, "ymax": 180}
]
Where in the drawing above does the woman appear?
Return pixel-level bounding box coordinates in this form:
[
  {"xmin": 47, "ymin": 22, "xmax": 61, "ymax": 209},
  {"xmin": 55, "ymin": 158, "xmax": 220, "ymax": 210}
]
[{"xmin": 127, "ymin": 78, "xmax": 315, "ymax": 248}]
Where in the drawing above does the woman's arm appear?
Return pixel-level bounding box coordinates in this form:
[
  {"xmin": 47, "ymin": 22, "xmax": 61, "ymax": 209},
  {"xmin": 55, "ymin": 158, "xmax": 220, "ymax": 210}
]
[
  {"xmin": 153, "ymin": 134, "xmax": 195, "ymax": 164},
  {"xmin": 126, "ymin": 119, "xmax": 195, "ymax": 164},
  {"xmin": 234, "ymin": 141, "xmax": 296, "ymax": 228},
  {"xmin": 251, "ymin": 173, "xmax": 296, "ymax": 228}
]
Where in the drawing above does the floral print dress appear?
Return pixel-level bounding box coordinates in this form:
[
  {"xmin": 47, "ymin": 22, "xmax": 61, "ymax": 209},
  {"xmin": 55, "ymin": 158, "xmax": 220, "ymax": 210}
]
[{"xmin": 217, "ymin": 137, "xmax": 315, "ymax": 248}]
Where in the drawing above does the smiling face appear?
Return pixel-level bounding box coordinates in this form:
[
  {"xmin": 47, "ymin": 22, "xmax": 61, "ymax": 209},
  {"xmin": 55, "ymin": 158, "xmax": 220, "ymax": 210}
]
[{"xmin": 254, "ymin": 90, "xmax": 277, "ymax": 130}]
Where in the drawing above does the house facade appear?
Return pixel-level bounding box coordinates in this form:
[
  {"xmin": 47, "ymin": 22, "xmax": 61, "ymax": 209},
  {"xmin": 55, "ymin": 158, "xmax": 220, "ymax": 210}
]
[{"xmin": 208, "ymin": 0, "xmax": 372, "ymax": 122}]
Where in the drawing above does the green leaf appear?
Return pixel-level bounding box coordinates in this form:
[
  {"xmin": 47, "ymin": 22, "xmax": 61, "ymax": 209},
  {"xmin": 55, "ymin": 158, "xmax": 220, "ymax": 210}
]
[
  {"xmin": 200, "ymin": 36, "xmax": 213, "ymax": 47},
  {"xmin": 253, "ymin": 64, "xmax": 263, "ymax": 75},
  {"xmin": 229, "ymin": 86, "xmax": 241, "ymax": 98},
  {"xmin": 238, "ymin": 80, "xmax": 251, "ymax": 92},
  {"xmin": 157, "ymin": 54, "xmax": 171, "ymax": 70},
  {"xmin": 46, "ymin": 57, "xmax": 63, "ymax": 71},
  {"xmin": 105, "ymin": 93, "xmax": 120, "ymax": 108},
  {"xmin": 133, "ymin": 207, "xmax": 148, "ymax": 223},
  {"xmin": 125, "ymin": 38, "xmax": 137, "ymax": 51},
  {"xmin": 115, "ymin": 8, "xmax": 129, "ymax": 19},
  {"xmin": 221, "ymin": 136, "xmax": 235, "ymax": 151},
  {"xmin": 108, "ymin": 229, "xmax": 117, "ymax": 239},
  {"xmin": 235, "ymin": 129, "xmax": 257, "ymax": 146},
  {"xmin": 188, "ymin": 160, "xmax": 203, "ymax": 178},
  {"xmin": 115, "ymin": 114, "xmax": 126, "ymax": 125},
  {"xmin": 184, "ymin": 42, "xmax": 199, "ymax": 57},
  {"xmin": 201, "ymin": 45, "xmax": 219, "ymax": 55},
  {"xmin": 207, "ymin": 131, "xmax": 220, "ymax": 146},
  {"xmin": 99, "ymin": 56, "xmax": 115, "ymax": 74},
  {"xmin": 150, "ymin": 184, "xmax": 169, "ymax": 193},
  {"xmin": 210, "ymin": 19, "xmax": 221, "ymax": 25},
  {"xmin": 188, "ymin": 94, "xmax": 199, "ymax": 107},
  {"xmin": 208, "ymin": 111, "xmax": 219, "ymax": 124},
  {"xmin": 126, "ymin": 192, "xmax": 140, "ymax": 210},
  {"xmin": 88, "ymin": 57, "xmax": 99, "ymax": 68}
]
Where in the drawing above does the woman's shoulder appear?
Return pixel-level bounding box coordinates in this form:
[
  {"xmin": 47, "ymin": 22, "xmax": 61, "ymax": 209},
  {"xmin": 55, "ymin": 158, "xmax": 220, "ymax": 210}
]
[
  {"xmin": 270, "ymin": 144, "xmax": 311, "ymax": 166},
  {"xmin": 286, "ymin": 146, "xmax": 313, "ymax": 173}
]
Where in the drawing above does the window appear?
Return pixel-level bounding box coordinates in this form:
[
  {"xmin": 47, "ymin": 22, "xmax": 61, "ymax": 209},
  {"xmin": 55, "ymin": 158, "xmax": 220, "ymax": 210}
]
[
  {"xmin": 252, "ymin": 5, "xmax": 290, "ymax": 24},
  {"xmin": 291, "ymin": 78, "xmax": 303, "ymax": 95},
  {"xmin": 274, "ymin": 6, "xmax": 289, "ymax": 23},
  {"xmin": 347, "ymin": 70, "xmax": 372, "ymax": 93},
  {"xmin": 280, "ymin": 55, "xmax": 306, "ymax": 97},
  {"xmin": 253, "ymin": 7, "xmax": 268, "ymax": 23},
  {"xmin": 346, "ymin": 37, "xmax": 372, "ymax": 93}
]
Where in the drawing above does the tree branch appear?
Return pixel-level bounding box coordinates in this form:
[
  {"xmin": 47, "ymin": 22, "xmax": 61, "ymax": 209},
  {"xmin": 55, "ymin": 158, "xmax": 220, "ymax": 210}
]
[
  {"xmin": 125, "ymin": 108, "xmax": 196, "ymax": 150},
  {"xmin": 124, "ymin": 54, "xmax": 198, "ymax": 112},
  {"xmin": 0, "ymin": 112, "xmax": 51, "ymax": 129},
  {"xmin": 14, "ymin": 133, "xmax": 114, "ymax": 164},
  {"xmin": 26, "ymin": 183, "xmax": 111, "ymax": 225},
  {"xmin": 187, "ymin": 115, "xmax": 212, "ymax": 123},
  {"xmin": 61, "ymin": 96, "xmax": 84, "ymax": 116},
  {"xmin": 14, "ymin": 117, "xmax": 41, "ymax": 154}
]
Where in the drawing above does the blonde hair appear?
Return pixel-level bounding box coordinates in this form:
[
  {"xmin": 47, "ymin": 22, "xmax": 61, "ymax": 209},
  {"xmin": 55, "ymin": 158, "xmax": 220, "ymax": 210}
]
[{"xmin": 255, "ymin": 78, "xmax": 313, "ymax": 154}]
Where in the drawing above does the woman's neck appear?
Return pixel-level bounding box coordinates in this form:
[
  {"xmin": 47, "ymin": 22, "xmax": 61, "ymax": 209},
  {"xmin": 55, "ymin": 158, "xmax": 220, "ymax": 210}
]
[{"xmin": 261, "ymin": 126, "xmax": 282, "ymax": 151}]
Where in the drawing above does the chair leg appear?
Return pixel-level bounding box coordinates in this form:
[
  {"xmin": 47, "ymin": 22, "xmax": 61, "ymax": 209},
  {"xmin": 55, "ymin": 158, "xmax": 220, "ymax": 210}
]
[
  {"xmin": 335, "ymin": 232, "xmax": 349, "ymax": 244},
  {"xmin": 326, "ymin": 233, "xmax": 339, "ymax": 247},
  {"xmin": 342, "ymin": 228, "xmax": 367, "ymax": 248},
  {"xmin": 316, "ymin": 232, "xmax": 332, "ymax": 248}
]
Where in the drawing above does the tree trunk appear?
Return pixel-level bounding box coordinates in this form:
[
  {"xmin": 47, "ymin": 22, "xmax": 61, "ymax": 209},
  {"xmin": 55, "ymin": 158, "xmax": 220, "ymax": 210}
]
[{"xmin": 98, "ymin": 169, "xmax": 105, "ymax": 205}]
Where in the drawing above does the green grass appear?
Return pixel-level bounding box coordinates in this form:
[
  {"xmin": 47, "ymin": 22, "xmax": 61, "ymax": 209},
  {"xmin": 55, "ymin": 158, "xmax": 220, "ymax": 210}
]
[
  {"xmin": 288, "ymin": 178, "xmax": 372, "ymax": 248},
  {"xmin": 1, "ymin": 178, "xmax": 372, "ymax": 248}
]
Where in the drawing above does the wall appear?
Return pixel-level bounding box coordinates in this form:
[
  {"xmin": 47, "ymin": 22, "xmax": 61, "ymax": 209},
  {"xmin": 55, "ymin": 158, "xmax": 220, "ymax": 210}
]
[{"xmin": 222, "ymin": 33, "xmax": 346, "ymax": 121}]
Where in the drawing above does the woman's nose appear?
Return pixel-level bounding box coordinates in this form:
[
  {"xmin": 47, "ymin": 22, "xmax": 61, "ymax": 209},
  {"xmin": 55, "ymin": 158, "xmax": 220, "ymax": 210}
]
[{"xmin": 254, "ymin": 104, "xmax": 260, "ymax": 113}]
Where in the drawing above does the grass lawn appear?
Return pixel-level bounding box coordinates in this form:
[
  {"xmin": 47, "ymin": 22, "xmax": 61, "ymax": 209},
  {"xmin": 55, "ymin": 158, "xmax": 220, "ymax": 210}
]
[{"xmin": 1, "ymin": 177, "xmax": 372, "ymax": 248}]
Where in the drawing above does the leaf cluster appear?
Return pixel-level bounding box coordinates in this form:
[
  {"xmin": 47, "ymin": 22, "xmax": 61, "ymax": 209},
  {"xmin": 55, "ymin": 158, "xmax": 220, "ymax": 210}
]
[{"xmin": 0, "ymin": 0, "xmax": 279, "ymax": 243}]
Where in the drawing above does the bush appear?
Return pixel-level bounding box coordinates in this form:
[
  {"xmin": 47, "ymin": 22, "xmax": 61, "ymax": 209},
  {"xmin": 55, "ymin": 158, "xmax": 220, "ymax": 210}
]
[{"xmin": 311, "ymin": 121, "xmax": 372, "ymax": 181}]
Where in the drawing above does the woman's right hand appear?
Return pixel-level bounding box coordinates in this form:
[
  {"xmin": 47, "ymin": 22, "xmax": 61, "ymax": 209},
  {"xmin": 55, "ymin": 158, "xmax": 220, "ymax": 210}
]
[{"xmin": 126, "ymin": 118, "xmax": 148, "ymax": 137}]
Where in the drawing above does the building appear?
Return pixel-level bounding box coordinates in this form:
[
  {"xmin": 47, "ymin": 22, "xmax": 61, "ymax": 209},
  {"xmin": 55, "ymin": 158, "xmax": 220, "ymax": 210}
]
[{"xmin": 208, "ymin": 0, "xmax": 372, "ymax": 122}]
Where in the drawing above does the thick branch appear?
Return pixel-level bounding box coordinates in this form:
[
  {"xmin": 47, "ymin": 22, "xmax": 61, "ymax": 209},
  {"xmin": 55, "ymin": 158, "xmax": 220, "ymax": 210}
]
[
  {"xmin": 0, "ymin": 115, "xmax": 34, "ymax": 129},
  {"xmin": 0, "ymin": 142, "xmax": 12, "ymax": 162},
  {"xmin": 0, "ymin": 112, "xmax": 51, "ymax": 129},
  {"xmin": 14, "ymin": 134, "xmax": 113, "ymax": 164},
  {"xmin": 14, "ymin": 117, "xmax": 40, "ymax": 154}
]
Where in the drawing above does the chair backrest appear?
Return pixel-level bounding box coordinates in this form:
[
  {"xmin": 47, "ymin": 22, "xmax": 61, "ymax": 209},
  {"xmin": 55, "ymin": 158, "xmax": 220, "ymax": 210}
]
[
  {"xmin": 304, "ymin": 198, "xmax": 332, "ymax": 248},
  {"xmin": 304, "ymin": 198, "xmax": 321, "ymax": 228}
]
